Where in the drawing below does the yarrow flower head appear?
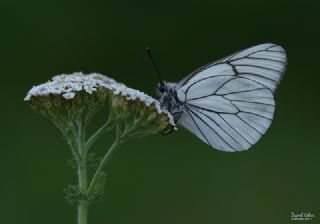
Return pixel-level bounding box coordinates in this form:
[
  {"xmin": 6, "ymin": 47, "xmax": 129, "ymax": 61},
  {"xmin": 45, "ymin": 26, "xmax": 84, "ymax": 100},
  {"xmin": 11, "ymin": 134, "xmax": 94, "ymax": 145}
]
[
  {"xmin": 25, "ymin": 72, "xmax": 176, "ymax": 135},
  {"xmin": 25, "ymin": 72, "xmax": 176, "ymax": 224}
]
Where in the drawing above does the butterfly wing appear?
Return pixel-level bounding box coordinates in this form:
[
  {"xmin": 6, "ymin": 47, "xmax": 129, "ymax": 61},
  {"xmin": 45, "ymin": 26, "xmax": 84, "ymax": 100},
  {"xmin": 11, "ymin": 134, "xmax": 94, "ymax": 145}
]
[{"xmin": 176, "ymin": 43, "xmax": 287, "ymax": 152}]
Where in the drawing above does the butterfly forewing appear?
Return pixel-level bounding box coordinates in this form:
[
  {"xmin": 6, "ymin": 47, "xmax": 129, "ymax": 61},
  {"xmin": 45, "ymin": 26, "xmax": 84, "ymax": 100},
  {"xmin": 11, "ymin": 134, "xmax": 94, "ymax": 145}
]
[{"xmin": 176, "ymin": 43, "xmax": 287, "ymax": 152}]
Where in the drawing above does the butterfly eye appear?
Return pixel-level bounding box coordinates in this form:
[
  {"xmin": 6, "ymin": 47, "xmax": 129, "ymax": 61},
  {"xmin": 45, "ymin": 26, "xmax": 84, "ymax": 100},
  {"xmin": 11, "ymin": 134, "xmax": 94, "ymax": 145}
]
[{"xmin": 159, "ymin": 85, "xmax": 165, "ymax": 93}]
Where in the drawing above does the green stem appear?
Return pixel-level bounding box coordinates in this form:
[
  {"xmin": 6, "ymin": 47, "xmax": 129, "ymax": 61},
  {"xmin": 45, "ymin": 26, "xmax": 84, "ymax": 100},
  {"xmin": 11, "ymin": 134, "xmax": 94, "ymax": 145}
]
[
  {"xmin": 85, "ymin": 115, "xmax": 113, "ymax": 153},
  {"xmin": 77, "ymin": 116, "xmax": 88, "ymax": 224},
  {"xmin": 78, "ymin": 160, "xmax": 88, "ymax": 224},
  {"xmin": 87, "ymin": 126, "xmax": 121, "ymax": 197},
  {"xmin": 78, "ymin": 202, "xmax": 88, "ymax": 224}
]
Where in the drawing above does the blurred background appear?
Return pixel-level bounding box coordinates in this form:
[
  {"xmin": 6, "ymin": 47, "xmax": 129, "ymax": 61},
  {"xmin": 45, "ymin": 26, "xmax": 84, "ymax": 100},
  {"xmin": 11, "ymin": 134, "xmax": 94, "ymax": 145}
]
[{"xmin": 1, "ymin": 0, "xmax": 319, "ymax": 223}]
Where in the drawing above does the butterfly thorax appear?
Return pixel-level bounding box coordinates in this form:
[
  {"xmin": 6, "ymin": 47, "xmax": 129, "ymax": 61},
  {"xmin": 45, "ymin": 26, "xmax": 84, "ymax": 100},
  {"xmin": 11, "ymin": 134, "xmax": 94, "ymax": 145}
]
[{"xmin": 156, "ymin": 81, "xmax": 184, "ymax": 122}]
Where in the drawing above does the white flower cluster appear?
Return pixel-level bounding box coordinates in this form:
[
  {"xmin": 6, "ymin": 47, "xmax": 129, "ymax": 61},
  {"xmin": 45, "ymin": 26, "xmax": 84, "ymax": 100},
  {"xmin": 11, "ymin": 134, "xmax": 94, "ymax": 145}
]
[
  {"xmin": 25, "ymin": 72, "xmax": 176, "ymax": 127},
  {"xmin": 24, "ymin": 72, "xmax": 117, "ymax": 101}
]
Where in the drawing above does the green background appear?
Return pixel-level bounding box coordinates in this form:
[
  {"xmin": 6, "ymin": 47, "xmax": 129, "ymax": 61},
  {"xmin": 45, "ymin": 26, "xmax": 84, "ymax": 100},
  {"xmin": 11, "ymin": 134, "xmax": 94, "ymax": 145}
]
[{"xmin": 1, "ymin": 0, "xmax": 319, "ymax": 223}]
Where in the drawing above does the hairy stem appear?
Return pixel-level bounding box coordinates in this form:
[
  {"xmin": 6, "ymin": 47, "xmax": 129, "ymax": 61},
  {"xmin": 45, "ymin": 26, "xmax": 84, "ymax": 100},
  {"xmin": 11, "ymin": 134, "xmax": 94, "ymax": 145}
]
[
  {"xmin": 87, "ymin": 126, "xmax": 121, "ymax": 197},
  {"xmin": 77, "ymin": 116, "xmax": 88, "ymax": 224},
  {"xmin": 78, "ymin": 160, "xmax": 88, "ymax": 224},
  {"xmin": 85, "ymin": 113, "xmax": 114, "ymax": 153}
]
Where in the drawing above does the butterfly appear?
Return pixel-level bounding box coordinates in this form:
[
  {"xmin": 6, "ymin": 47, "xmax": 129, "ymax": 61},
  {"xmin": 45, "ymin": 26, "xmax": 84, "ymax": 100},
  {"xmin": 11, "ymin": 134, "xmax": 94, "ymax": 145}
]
[{"xmin": 147, "ymin": 43, "xmax": 287, "ymax": 152}]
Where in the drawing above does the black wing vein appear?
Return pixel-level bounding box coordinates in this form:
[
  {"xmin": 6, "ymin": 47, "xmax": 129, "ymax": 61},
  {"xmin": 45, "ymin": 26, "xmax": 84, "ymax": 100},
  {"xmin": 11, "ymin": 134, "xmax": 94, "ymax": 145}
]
[
  {"xmin": 188, "ymin": 106, "xmax": 237, "ymax": 151},
  {"xmin": 191, "ymin": 106, "xmax": 251, "ymax": 149}
]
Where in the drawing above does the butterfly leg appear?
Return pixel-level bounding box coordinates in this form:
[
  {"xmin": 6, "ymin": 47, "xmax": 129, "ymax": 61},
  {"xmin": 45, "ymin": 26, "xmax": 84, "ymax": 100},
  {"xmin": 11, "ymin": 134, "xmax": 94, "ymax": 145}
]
[{"xmin": 161, "ymin": 111, "xmax": 183, "ymax": 135}]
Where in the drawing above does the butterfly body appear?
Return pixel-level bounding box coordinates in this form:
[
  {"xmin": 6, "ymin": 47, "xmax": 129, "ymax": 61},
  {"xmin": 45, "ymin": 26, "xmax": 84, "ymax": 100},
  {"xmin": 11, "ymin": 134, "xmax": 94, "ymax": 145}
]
[
  {"xmin": 156, "ymin": 43, "xmax": 287, "ymax": 152},
  {"xmin": 157, "ymin": 81, "xmax": 184, "ymax": 122}
]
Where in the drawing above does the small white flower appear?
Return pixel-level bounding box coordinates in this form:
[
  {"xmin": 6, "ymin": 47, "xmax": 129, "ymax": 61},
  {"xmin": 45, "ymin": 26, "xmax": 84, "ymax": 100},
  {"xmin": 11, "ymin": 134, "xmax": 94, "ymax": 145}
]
[{"xmin": 63, "ymin": 92, "xmax": 76, "ymax": 99}]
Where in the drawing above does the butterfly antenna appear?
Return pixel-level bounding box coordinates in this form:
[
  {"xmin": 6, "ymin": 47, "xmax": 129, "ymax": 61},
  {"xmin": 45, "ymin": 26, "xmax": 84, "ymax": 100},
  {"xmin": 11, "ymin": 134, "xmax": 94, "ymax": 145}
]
[{"xmin": 145, "ymin": 47, "xmax": 163, "ymax": 83}]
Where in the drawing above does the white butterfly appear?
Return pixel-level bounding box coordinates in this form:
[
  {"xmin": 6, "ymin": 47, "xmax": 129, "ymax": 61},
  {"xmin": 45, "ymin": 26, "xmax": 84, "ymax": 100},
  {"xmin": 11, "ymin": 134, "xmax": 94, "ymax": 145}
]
[{"xmin": 151, "ymin": 43, "xmax": 287, "ymax": 152}]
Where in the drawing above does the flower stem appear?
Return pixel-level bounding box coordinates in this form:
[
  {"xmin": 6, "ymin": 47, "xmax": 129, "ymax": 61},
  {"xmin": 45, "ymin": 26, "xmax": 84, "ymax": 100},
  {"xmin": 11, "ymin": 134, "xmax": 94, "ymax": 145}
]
[
  {"xmin": 87, "ymin": 126, "xmax": 121, "ymax": 197},
  {"xmin": 77, "ymin": 117, "xmax": 88, "ymax": 224},
  {"xmin": 78, "ymin": 202, "xmax": 88, "ymax": 224},
  {"xmin": 85, "ymin": 118, "xmax": 112, "ymax": 153},
  {"xmin": 78, "ymin": 161, "xmax": 88, "ymax": 224}
]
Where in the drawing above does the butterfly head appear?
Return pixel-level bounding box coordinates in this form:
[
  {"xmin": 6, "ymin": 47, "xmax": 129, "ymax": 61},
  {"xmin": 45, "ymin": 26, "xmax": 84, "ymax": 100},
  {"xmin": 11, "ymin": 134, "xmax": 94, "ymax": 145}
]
[
  {"xmin": 156, "ymin": 81, "xmax": 176, "ymax": 97},
  {"xmin": 156, "ymin": 82, "xmax": 166, "ymax": 97}
]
